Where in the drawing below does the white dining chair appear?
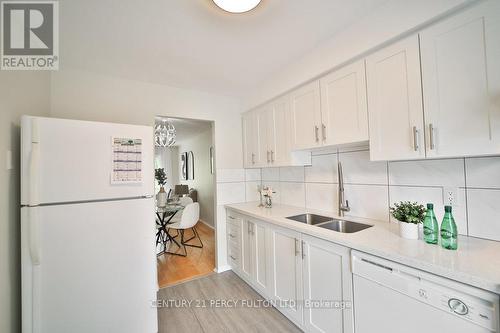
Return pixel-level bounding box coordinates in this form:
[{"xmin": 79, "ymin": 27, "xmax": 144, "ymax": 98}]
[
  {"xmin": 166, "ymin": 202, "xmax": 202, "ymax": 256},
  {"xmin": 178, "ymin": 196, "xmax": 193, "ymax": 207}
]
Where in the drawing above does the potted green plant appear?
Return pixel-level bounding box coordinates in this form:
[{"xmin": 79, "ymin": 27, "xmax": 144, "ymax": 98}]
[
  {"xmin": 390, "ymin": 201, "xmax": 426, "ymax": 239},
  {"xmin": 155, "ymin": 168, "xmax": 167, "ymax": 208}
]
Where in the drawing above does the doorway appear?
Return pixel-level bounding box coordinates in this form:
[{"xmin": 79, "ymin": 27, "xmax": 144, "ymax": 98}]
[{"xmin": 153, "ymin": 116, "xmax": 216, "ymax": 287}]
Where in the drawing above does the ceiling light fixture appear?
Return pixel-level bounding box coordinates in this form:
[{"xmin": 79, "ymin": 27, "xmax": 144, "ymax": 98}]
[
  {"xmin": 212, "ymin": 0, "xmax": 262, "ymax": 13},
  {"xmin": 155, "ymin": 120, "xmax": 176, "ymax": 147}
]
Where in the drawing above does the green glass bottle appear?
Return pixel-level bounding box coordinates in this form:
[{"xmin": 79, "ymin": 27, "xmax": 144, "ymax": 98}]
[
  {"xmin": 423, "ymin": 203, "xmax": 439, "ymax": 244},
  {"xmin": 440, "ymin": 205, "xmax": 458, "ymax": 250}
]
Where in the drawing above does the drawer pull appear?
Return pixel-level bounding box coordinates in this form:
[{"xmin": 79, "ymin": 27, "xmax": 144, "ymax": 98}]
[
  {"xmin": 230, "ymin": 255, "xmax": 237, "ymax": 260},
  {"xmin": 228, "ymin": 216, "xmax": 235, "ymax": 220},
  {"xmin": 229, "ymin": 233, "xmax": 235, "ymax": 238}
]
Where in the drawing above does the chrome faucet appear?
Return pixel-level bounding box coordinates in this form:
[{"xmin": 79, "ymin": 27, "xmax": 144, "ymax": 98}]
[{"xmin": 338, "ymin": 161, "xmax": 350, "ymax": 217}]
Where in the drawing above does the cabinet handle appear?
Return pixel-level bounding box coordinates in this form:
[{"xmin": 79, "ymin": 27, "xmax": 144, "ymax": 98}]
[
  {"xmin": 294, "ymin": 238, "xmax": 300, "ymax": 256},
  {"xmin": 251, "ymin": 153, "xmax": 255, "ymax": 164},
  {"xmin": 314, "ymin": 126, "xmax": 319, "ymax": 142},
  {"xmin": 301, "ymin": 241, "xmax": 306, "ymax": 259},
  {"xmin": 429, "ymin": 123, "xmax": 435, "ymax": 150},
  {"xmin": 230, "ymin": 255, "xmax": 236, "ymax": 260},
  {"xmin": 228, "ymin": 215, "xmax": 235, "ymax": 220},
  {"xmin": 267, "ymin": 151, "xmax": 271, "ymax": 163},
  {"xmin": 412, "ymin": 126, "xmax": 419, "ymax": 151},
  {"xmin": 229, "ymin": 233, "xmax": 235, "ymax": 238},
  {"xmin": 322, "ymin": 124, "xmax": 326, "ymax": 141},
  {"xmin": 271, "ymin": 150, "xmax": 274, "ymax": 162}
]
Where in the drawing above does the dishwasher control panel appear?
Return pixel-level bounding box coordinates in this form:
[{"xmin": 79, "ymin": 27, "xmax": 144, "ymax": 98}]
[{"xmin": 352, "ymin": 251, "xmax": 499, "ymax": 332}]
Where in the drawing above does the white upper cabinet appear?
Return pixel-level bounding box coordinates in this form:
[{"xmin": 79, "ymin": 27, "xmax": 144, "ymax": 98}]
[
  {"xmin": 420, "ymin": 0, "xmax": 500, "ymax": 158},
  {"xmin": 320, "ymin": 60, "xmax": 369, "ymax": 146},
  {"xmin": 256, "ymin": 105, "xmax": 271, "ymax": 166},
  {"xmin": 366, "ymin": 35, "xmax": 425, "ymax": 161},
  {"xmin": 290, "ymin": 80, "xmax": 322, "ymax": 150},
  {"xmin": 268, "ymin": 97, "xmax": 291, "ymax": 166},
  {"xmin": 242, "ymin": 111, "xmax": 260, "ymax": 168}
]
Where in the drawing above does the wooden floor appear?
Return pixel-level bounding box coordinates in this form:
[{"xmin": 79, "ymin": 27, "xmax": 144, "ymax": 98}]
[
  {"xmin": 157, "ymin": 271, "xmax": 302, "ymax": 333},
  {"xmin": 157, "ymin": 221, "xmax": 215, "ymax": 288}
]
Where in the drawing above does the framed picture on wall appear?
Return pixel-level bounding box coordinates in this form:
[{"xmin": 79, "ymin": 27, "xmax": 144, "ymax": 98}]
[
  {"xmin": 188, "ymin": 151, "xmax": 195, "ymax": 180},
  {"xmin": 181, "ymin": 152, "xmax": 188, "ymax": 180}
]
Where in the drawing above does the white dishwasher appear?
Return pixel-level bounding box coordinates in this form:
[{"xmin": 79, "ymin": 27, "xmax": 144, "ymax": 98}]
[{"xmin": 352, "ymin": 251, "xmax": 499, "ymax": 333}]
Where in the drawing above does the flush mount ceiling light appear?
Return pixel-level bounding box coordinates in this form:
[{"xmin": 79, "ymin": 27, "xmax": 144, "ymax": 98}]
[{"xmin": 212, "ymin": 0, "xmax": 262, "ymax": 13}]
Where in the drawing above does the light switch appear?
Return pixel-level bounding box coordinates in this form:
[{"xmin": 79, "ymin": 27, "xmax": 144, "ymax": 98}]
[{"xmin": 6, "ymin": 150, "xmax": 12, "ymax": 170}]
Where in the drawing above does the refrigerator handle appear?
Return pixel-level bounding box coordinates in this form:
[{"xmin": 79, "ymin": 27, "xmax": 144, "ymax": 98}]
[
  {"xmin": 29, "ymin": 118, "xmax": 40, "ymax": 206},
  {"xmin": 29, "ymin": 207, "xmax": 41, "ymax": 265}
]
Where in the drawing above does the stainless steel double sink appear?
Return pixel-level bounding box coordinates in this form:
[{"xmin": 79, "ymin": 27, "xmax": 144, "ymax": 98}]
[{"xmin": 286, "ymin": 213, "xmax": 372, "ymax": 233}]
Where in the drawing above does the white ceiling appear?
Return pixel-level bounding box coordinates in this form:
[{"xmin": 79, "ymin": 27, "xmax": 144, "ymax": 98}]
[
  {"xmin": 156, "ymin": 117, "xmax": 212, "ymax": 144},
  {"xmin": 60, "ymin": 0, "xmax": 388, "ymax": 97}
]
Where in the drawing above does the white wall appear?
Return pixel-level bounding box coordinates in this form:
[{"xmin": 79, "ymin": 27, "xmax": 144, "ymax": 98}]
[
  {"xmin": 243, "ymin": 0, "xmax": 477, "ymax": 109},
  {"xmin": 176, "ymin": 127, "xmax": 215, "ymax": 227},
  {"xmin": 50, "ymin": 68, "xmax": 243, "ymax": 270},
  {"xmin": 0, "ymin": 71, "xmax": 51, "ymax": 333},
  {"xmin": 252, "ymin": 147, "xmax": 500, "ymax": 243}
]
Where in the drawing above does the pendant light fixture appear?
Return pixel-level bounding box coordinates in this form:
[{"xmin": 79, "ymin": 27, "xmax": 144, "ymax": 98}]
[
  {"xmin": 155, "ymin": 119, "xmax": 176, "ymax": 147},
  {"xmin": 212, "ymin": 0, "xmax": 262, "ymax": 13}
]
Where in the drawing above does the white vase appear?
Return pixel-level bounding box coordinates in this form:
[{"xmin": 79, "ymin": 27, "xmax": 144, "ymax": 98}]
[
  {"xmin": 156, "ymin": 187, "xmax": 167, "ymax": 208},
  {"xmin": 399, "ymin": 221, "xmax": 419, "ymax": 240}
]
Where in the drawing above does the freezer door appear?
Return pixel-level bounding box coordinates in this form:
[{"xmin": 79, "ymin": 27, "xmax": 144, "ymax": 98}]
[
  {"xmin": 21, "ymin": 199, "xmax": 158, "ymax": 333},
  {"xmin": 21, "ymin": 116, "xmax": 154, "ymax": 205}
]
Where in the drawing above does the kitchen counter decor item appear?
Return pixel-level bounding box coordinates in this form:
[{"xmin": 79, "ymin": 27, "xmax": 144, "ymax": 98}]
[
  {"xmin": 390, "ymin": 201, "xmax": 426, "ymax": 240},
  {"xmin": 262, "ymin": 186, "xmax": 275, "ymax": 208},
  {"xmin": 423, "ymin": 203, "xmax": 439, "ymax": 244},
  {"xmin": 441, "ymin": 205, "xmax": 458, "ymax": 250},
  {"xmin": 155, "ymin": 168, "xmax": 168, "ymax": 208}
]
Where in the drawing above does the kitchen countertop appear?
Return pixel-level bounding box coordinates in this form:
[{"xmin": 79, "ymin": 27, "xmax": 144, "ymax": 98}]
[{"xmin": 225, "ymin": 202, "xmax": 500, "ymax": 294}]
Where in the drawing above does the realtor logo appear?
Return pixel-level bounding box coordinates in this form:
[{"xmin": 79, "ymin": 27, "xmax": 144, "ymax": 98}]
[{"xmin": 1, "ymin": 1, "xmax": 58, "ymax": 70}]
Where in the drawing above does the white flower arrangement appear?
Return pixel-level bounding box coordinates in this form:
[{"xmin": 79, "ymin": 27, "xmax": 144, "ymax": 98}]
[{"xmin": 262, "ymin": 187, "xmax": 275, "ymax": 197}]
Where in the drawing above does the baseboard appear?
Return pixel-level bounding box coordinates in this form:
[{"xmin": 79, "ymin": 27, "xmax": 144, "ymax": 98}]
[
  {"xmin": 214, "ymin": 265, "xmax": 232, "ymax": 273},
  {"xmin": 199, "ymin": 219, "xmax": 215, "ymax": 229}
]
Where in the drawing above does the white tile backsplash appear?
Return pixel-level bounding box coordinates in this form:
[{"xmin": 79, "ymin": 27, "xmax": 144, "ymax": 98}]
[
  {"xmin": 279, "ymin": 166, "xmax": 305, "ymax": 182},
  {"xmin": 245, "ymin": 168, "xmax": 261, "ymax": 182},
  {"xmin": 217, "ymin": 168, "xmax": 245, "ymax": 183},
  {"xmin": 280, "ymin": 182, "xmax": 306, "ymax": 207},
  {"xmin": 467, "ymin": 189, "xmax": 500, "ymax": 241},
  {"xmin": 389, "ymin": 186, "xmax": 468, "ymax": 235},
  {"xmin": 339, "ymin": 150, "xmax": 388, "ymax": 185},
  {"xmin": 388, "ymin": 159, "xmax": 465, "ymax": 187},
  {"xmin": 345, "ymin": 184, "xmax": 389, "ymax": 221},
  {"xmin": 262, "ymin": 168, "xmax": 280, "ymax": 182},
  {"xmin": 306, "ymin": 183, "xmax": 337, "ymax": 212},
  {"xmin": 305, "ymin": 153, "xmax": 338, "ymax": 183},
  {"xmin": 244, "ymin": 151, "xmax": 500, "ymax": 242},
  {"xmin": 465, "ymin": 157, "xmax": 500, "ymax": 189},
  {"xmin": 245, "ymin": 181, "xmax": 261, "ymax": 202},
  {"xmin": 216, "ymin": 182, "xmax": 246, "ymax": 205}
]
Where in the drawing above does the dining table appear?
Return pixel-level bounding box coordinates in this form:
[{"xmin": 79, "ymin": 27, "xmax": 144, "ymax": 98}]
[{"xmin": 156, "ymin": 203, "xmax": 184, "ymax": 256}]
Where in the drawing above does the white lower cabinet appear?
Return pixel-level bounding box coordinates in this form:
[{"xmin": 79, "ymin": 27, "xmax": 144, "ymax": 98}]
[
  {"xmin": 302, "ymin": 234, "xmax": 353, "ymax": 333},
  {"xmin": 226, "ymin": 210, "xmax": 353, "ymax": 332},
  {"xmin": 268, "ymin": 224, "xmax": 304, "ymax": 325}
]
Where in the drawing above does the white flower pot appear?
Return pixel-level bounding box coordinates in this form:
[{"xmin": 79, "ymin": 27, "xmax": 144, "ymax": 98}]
[
  {"xmin": 156, "ymin": 187, "xmax": 167, "ymax": 208},
  {"xmin": 398, "ymin": 221, "xmax": 419, "ymax": 240}
]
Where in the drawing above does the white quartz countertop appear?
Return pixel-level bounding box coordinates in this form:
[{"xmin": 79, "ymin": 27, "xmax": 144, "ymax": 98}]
[{"xmin": 225, "ymin": 202, "xmax": 500, "ymax": 294}]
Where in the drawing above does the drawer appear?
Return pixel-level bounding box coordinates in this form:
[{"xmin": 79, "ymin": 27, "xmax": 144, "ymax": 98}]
[
  {"xmin": 226, "ymin": 210, "xmax": 242, "ymax": 227},
  {"xmin": 227, "ymin": 243, "xmax": 241, "ymax": 269}
]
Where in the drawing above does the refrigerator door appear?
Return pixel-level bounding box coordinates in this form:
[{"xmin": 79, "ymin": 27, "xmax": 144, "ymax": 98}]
[
  {"xmin": 21, "ymin": 199, "xmax": 158, "ymax": 333},
  {"xmin": 21, "ymin": 116, "xmax": 154, "ymax": 206}
]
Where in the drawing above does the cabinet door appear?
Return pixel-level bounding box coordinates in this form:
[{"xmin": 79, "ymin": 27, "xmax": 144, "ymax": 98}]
[
  {"xmin": 320, "ymin": 60, "xmax": 369, "ymax": 146},
  {"xmin": 366, "ymin": 35, "xmax": 425, "ymax": 161},
  {"xmin": 290, "ymin": 81, "xmax": 322, "ymax": 150},
  {"xmin": 302, "ymin": 234, "xmax": 352, "ymax": 333},
  {"xmin": 253, "ymin": 221, "xmax": 269, "ymax": 292},
  {"xmin": 240, "ymin": 219, "xmax": 255, "ymax": 281},
  {"xmin": 269, "ymin": 97, "xmax": 291, "ymax": 166},
  {"xmin": 257, "ymin": 106, "xmax": 271, "ymax": 166},
  {"xmin": 420, "ymin": 1, "xmax": 500, "ymax": 158},
  {"xmin": 269, "ymin": 225, "xmax": 303, "ymax": 325},
  {"xmin": 242, "ymin": 112, "xmax": 259, "ymax": 167}
]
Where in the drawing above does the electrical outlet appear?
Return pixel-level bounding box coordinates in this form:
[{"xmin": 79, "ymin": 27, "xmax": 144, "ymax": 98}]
[{"xmin": 443, "ymin": 187, "xmax": 459, "ymax": 206}]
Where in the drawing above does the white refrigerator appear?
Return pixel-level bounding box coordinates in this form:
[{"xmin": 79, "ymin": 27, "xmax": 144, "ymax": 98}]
[{"xmin": 21, "ymin": 116, "xmax": 158, "ymax": 333}]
